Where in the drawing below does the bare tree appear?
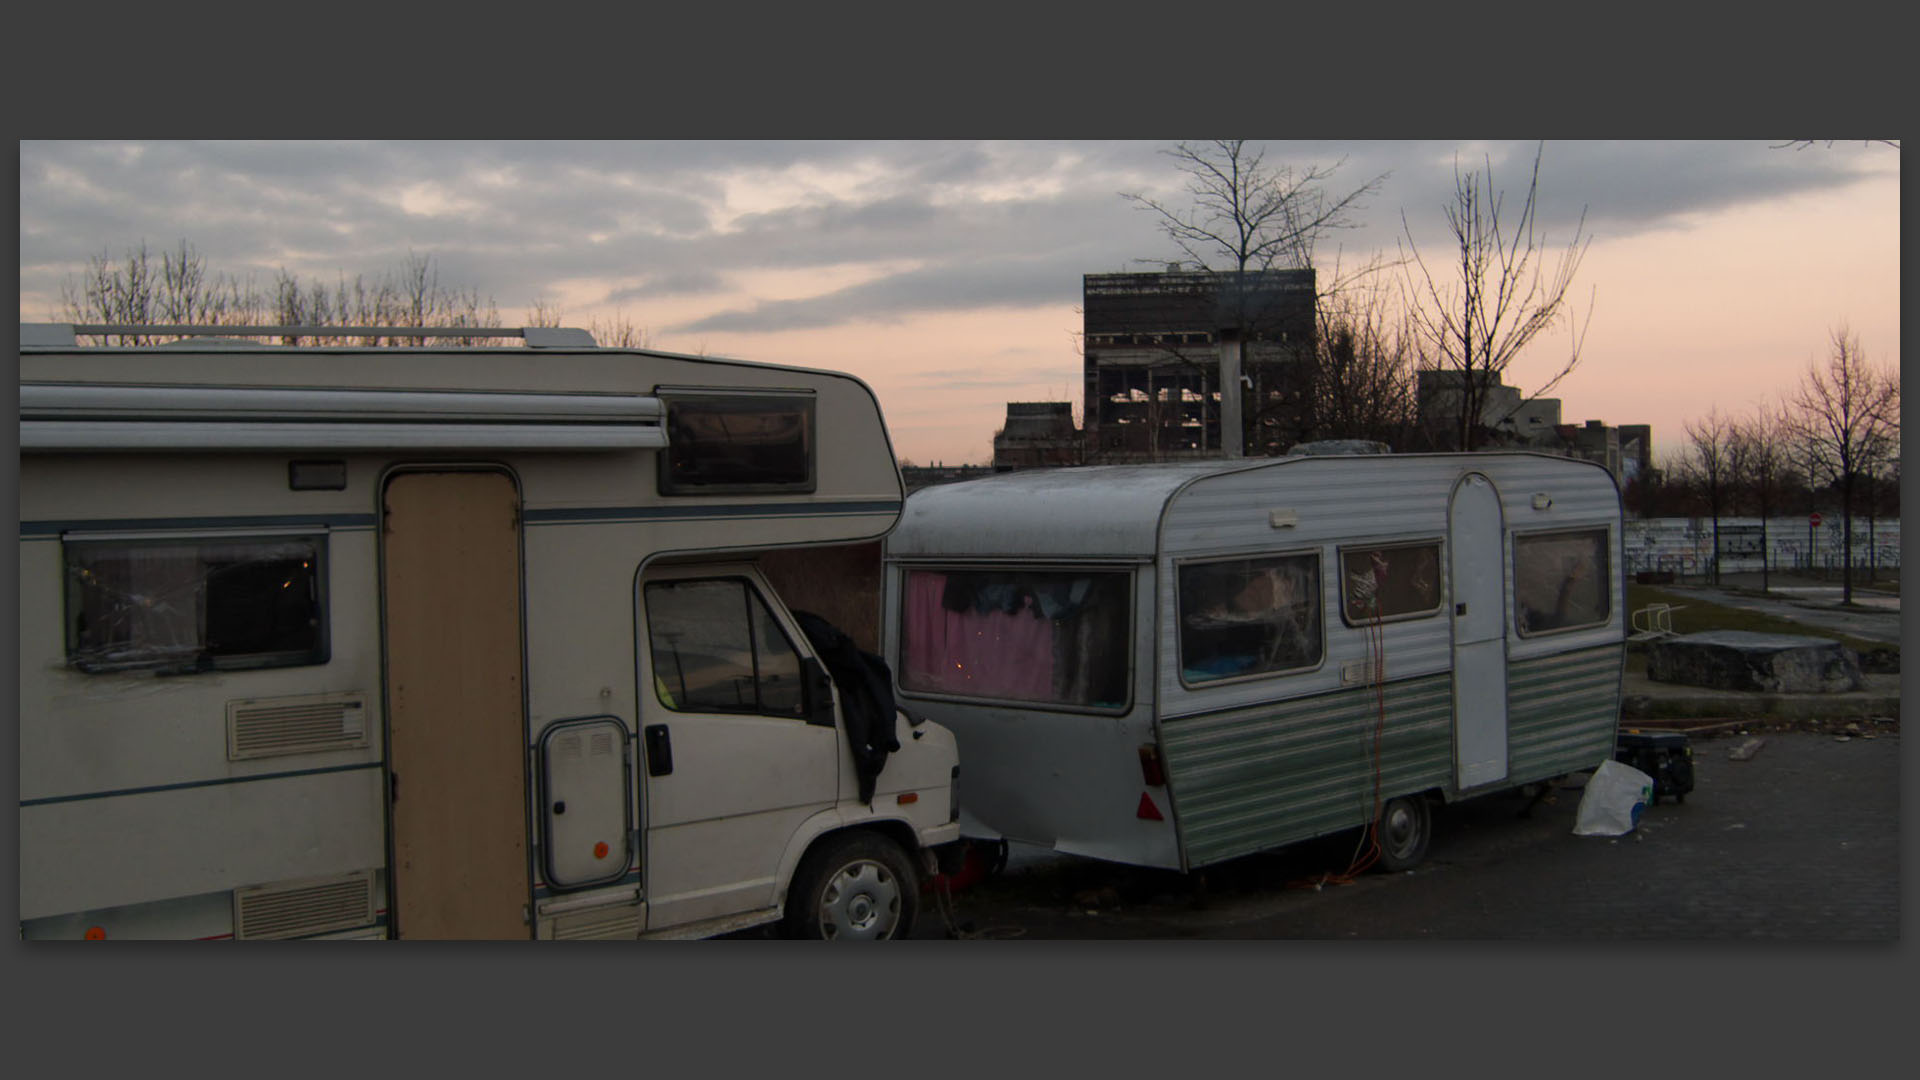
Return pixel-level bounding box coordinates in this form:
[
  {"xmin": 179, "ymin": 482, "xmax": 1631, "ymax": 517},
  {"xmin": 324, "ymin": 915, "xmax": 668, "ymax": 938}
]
[
  {"xmin": 1787, "ymin": 325, "xmax": 1900, "ymax": 603},
  {"xmin": 1118, "ymin": 140, "xmax": 1389, "ymax": 456},
  {"xmin": 1123, "ymin": 140, "xmax": 1385, "ymax": 274},
  {"xmin": 527, "ymin": 300, "xmax": 651, "ymax": 349},
  {"xmin": 1399, "ymin": 143, "xmax": 1593, "ymax": 451},
  {"xmin": 1304, "ymin": 275, "xmax": 1419, "ymax": 446},
  {"xmin": 61, "ymin": 240, "xmax": 268, "ymax": 343},
  {"xmin": 1681, "ymin": 409, "xmax": 1738, "ymax": 584},
  {"xmin": 1730, "ymin": 405, "xmax": 1793, "ymax": 591},
  {"xmin": 60, "ymin": 242, "xmax": 508, "ymax": 348}
]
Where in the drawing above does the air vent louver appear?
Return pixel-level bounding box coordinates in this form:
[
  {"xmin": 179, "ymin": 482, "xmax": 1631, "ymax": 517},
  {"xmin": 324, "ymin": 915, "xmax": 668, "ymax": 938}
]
[
  {"xmin": 228, "ymin": 692, "xmax": 371, "ymax": 760},
  {"xmin": 234, "ymin": 871, "xmax": 376, "ymax": 940},
  {"xmin": 552, "ymin": 905, "xmax": 641, "ymax": 940}
]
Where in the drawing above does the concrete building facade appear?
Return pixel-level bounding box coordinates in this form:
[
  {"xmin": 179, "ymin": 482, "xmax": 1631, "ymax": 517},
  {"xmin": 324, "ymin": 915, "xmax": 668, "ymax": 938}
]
[{"xmin": 1081, "ymin": 267, "xmax": 1316, "ymax": 461}]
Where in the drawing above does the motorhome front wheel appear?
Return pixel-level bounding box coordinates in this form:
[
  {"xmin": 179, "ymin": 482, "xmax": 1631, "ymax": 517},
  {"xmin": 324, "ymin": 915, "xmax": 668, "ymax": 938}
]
[{"xmin": 786, "ymin": 832, "xmax": 919, "ymax": 940}]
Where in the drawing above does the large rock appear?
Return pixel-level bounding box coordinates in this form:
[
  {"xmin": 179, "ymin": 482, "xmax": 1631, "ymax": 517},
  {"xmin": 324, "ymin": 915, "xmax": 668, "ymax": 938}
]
[{"xmin": 1645, "ymin": 631, "xmax": 1864, "ymax": 693}]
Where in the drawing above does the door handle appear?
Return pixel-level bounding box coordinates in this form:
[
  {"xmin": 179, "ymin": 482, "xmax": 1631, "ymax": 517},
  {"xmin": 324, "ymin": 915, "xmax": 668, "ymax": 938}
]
[
  {"xmin": 1455, "ymin": 603, "xmax": 1467, "ymax": 616},
  {"xmin": 643, "ymin": 724, "xmax": 674, "ymax": 777}
]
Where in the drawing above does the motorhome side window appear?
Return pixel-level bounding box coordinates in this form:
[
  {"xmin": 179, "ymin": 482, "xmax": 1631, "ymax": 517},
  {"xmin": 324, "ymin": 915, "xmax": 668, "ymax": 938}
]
[
  {"xmin": 658, "ymin": 394, "xmax": 815, "ymax": 494},
  {"xmin": 899, "ymin": 569, "xmax": 1130, "ymax": 710},
  {"xmin": 1340, "ymin": 541, "xmax": 1443, "ymax": 625},
  {"xmin": 1513, "ymin": 529, "xmax": 1611, "ymax": 635},
  {"xmin": 645, "ymin": 578, "xmax": 806, "ymax": 718},
  {"xmin": 1178, "ymin": 553, "xmax": 1322, "ymax": 684},
  {"xmin": 63, "ymin": 534, "xmax": 328, "ymax": 673}
]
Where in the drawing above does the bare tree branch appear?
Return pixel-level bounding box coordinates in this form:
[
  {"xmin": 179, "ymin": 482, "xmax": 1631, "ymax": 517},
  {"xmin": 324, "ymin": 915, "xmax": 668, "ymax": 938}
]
[{"xmin": 1398, "ymin": 143, "xmax": 1593, "ymax": 451}]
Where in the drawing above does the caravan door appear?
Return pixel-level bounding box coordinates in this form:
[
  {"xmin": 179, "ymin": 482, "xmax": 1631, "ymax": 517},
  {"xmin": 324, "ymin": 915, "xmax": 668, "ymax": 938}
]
[{"xmin": 1449, "ymin": 473, "xmax": 1509, "ymax": 790}]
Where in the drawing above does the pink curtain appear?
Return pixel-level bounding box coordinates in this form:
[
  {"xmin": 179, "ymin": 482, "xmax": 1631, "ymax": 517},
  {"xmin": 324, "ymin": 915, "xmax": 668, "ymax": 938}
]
[{"xmin": 903, "ymin": 572, "xmax": 1055, "ymax": 701}]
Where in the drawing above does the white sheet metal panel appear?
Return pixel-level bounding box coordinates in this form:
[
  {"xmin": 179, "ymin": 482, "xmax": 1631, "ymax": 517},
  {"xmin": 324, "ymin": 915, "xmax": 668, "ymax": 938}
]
[{"xmin": 19, "ymin": 768, "xmax": 386, "ymax": 920}]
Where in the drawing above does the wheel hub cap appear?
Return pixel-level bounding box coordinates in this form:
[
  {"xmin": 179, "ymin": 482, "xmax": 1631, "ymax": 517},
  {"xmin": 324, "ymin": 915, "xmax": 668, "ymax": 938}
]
[{"xmin": 819, "ymin": 860, "xmax": 899, "ymax": 940}]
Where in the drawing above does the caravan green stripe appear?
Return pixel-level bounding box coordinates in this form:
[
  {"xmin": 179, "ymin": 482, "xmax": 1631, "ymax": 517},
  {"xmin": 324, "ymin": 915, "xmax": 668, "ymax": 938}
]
[
  {"xmin": 1159, "ymin": 644, "xmax": 1622, "ymax": 870},
  {"xmin": 1507, "ymin": 645, "xmax": 1622, "ymax": 781},
  {"xmin": 1159, "ymin": 674, "xmax": 1455, "ymax": 869}
]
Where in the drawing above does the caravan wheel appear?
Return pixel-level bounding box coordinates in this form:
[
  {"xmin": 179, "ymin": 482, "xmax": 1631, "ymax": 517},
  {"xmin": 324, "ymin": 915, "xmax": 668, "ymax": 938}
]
[
  {"xmin": 1375, "ymin": 795, "xmax": 1432, "ymax": 872},
  {"xmin": 786, "ymin": 832, "xmax": 919, "ymax": 941}
]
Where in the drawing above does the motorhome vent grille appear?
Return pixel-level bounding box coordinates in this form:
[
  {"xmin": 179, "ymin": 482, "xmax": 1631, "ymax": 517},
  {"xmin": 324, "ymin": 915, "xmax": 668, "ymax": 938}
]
[
  {"xmin": 228, "ymin": 693, "xmax": 370, "ymax": 760},
  {"xmin": 551, "ymin": 905, "xmax": 642, "ymax": 940},
  {"xmin": 234, "ymin": 871, "xmax": 376, "ymax": 940}
]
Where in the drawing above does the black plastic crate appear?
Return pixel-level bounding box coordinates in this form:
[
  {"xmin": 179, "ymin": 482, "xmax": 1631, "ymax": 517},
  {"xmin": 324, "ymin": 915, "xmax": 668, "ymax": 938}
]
[{"xmin": 1615, "ymin": 730, "xmax": 1695, "ymax": 804}]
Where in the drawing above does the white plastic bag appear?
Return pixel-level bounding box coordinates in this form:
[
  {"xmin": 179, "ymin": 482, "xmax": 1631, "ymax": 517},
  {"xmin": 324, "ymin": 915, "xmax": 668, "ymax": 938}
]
[{"xmin": 1572, "ymin": 759, "xmax": 1655, "ymax": 837}]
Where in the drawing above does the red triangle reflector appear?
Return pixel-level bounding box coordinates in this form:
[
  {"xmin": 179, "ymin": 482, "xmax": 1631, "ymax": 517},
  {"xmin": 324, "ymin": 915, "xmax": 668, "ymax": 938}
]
[{"xmin": 1137, "ymin": 792, "xmax": 1164, "ymax": 821}]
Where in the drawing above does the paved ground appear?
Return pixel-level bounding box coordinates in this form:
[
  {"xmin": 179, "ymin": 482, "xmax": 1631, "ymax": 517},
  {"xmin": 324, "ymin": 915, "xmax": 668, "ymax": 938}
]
[{"xmin": 919, "ymin": 728, "xmax": 1899, "ymax": 941}]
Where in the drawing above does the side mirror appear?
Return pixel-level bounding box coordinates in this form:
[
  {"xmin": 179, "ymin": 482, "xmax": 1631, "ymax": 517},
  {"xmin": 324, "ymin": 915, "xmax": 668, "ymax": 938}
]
[{"xmin": 801, "ymin": 657, "xmax": 836, "ymax": 727}]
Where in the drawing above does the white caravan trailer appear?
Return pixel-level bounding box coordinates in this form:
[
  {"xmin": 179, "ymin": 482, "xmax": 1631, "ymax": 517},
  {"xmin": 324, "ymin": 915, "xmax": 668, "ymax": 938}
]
[
  {"xmin": 883, "ymin": 453, "xmax": 1623, "ymax": 874},
  {"xmin": 18, "ymin": 323, "xmax": 958, "ymax": 940}
]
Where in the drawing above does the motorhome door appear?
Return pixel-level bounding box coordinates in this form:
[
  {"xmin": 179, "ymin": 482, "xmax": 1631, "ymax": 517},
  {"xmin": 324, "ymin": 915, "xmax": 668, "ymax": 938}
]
[
  {"xmin": 381, "ymin": 469, "xmax": 533, "ymax": 938},
  {"xmin": 636, "ymin": 571, "xmax": 839, "ymax": 928},
  {"xmin": 1449, "ymin": 473, "xmax": 1509, "ymax": 790}
]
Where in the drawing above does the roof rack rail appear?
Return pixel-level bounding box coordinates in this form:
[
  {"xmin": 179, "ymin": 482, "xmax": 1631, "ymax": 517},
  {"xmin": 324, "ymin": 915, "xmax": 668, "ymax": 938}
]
[{"xmin": 29, "ymin": 324, "xmax": 599, "ymax": 348}]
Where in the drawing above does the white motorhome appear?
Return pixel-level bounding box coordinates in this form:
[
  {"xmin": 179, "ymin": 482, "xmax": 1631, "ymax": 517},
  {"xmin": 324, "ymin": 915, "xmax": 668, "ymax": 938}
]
[
  {"xmin": 883, "ymin": 453, "xmax": 1624, "ymax": 874},
  {"xmin": 18, "ymin": 323, "xmax": 958, "ymax": 940}
]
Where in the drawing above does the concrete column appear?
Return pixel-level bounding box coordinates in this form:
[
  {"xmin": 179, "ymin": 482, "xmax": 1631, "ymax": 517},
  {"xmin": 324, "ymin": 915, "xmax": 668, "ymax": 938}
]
[{"xmin": 1218, "ymin": 330, "xmax": 1243, "ymax": 458}]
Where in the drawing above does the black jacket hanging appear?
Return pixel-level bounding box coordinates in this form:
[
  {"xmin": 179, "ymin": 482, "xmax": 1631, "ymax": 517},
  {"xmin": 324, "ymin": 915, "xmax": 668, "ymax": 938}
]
[{"xmin": 792, "ymin": 611, "xmax": 902, "ymax": 804}]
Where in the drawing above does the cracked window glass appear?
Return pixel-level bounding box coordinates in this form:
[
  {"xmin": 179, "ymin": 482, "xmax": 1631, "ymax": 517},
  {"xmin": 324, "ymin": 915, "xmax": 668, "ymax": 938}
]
[
  {"xmin": 1513, "ymin": 529, "xmax": 1610, "ymax": 635},
  {"xmin": 1178, "ymin": 553, "xmax": 1322, "ymax": 683},
  {"xmin": 65, "ymin": 535, "xmax": 327, "ymax": 673}
]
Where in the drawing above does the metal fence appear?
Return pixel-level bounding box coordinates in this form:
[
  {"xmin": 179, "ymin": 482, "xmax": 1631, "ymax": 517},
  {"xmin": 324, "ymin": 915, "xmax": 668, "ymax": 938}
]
[{"xmin": 1623, "ymin": 517, "xmax": 1899, "ymax": 582}]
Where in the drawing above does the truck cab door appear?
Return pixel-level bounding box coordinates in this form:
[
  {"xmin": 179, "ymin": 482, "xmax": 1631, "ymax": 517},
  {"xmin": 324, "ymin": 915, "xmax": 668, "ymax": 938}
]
[{"xmin": 635, "ymin": 570, "xmax": 840, "ymax": 930}]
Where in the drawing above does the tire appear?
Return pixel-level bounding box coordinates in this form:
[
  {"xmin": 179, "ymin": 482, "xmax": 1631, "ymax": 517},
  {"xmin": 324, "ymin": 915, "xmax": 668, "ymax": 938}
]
[
  {"xmin": 1374, "ymin": 794, "xmax": 1432, "ymax": 872},
  {"xmin": 784, "ymin": 832, "xmax": 919, "ymax": 940}
]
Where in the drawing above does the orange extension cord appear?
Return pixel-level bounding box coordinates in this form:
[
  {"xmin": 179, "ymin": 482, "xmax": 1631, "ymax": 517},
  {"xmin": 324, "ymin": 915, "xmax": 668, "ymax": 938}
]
[{"xmin": 1289, "ymin": 566, "xmax": 1390, "ymax": 891}]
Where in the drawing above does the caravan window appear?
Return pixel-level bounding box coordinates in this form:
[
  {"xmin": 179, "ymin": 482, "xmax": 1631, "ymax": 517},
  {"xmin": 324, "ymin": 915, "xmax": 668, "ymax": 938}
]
[
  {"xmin": 658, "ymin": 394, "xmax": 815, "ymax": 494},
  {"xmin": 64, "ymin": 533, "xmax": 328, "ymax": 673},
  {"xmin": 899, "ymin": 568, "xmax": 1130, "ymax": 710},
  {"xmin": 1178, "ymin": 552, "xmax": 1322, "ymax": 684},
  {"xmin": 1339, "ymin": 541, "xmax": 1443, "ymax": 625},
  {"xmin": 1513, "ymin": 528, "xmax": 1611, "ymax": 635},
  {"xmin": 645, "ymin": 578, "xmax": 806, "ymax": 718}
]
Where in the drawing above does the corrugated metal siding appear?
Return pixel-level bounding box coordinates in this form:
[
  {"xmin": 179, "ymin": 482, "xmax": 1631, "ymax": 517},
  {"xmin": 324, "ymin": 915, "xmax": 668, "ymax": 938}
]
[
  {"xmin": 1159, "ymin": 674, "xmax": 1453, "ymax": 869},
  {"xmin": 1507, "ymin": 644, "xmax": 1623, "ymax": 782},
  {"xmin": 1157, "ymin": 457, "xmax": 1464, "ymax": 713}
]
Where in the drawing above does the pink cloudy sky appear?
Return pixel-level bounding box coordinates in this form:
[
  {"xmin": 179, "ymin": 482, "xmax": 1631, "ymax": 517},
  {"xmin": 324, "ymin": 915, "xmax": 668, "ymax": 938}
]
[{"xmin": 18, "ymin": 140, "xmax": 1899, "ymax": 469}]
